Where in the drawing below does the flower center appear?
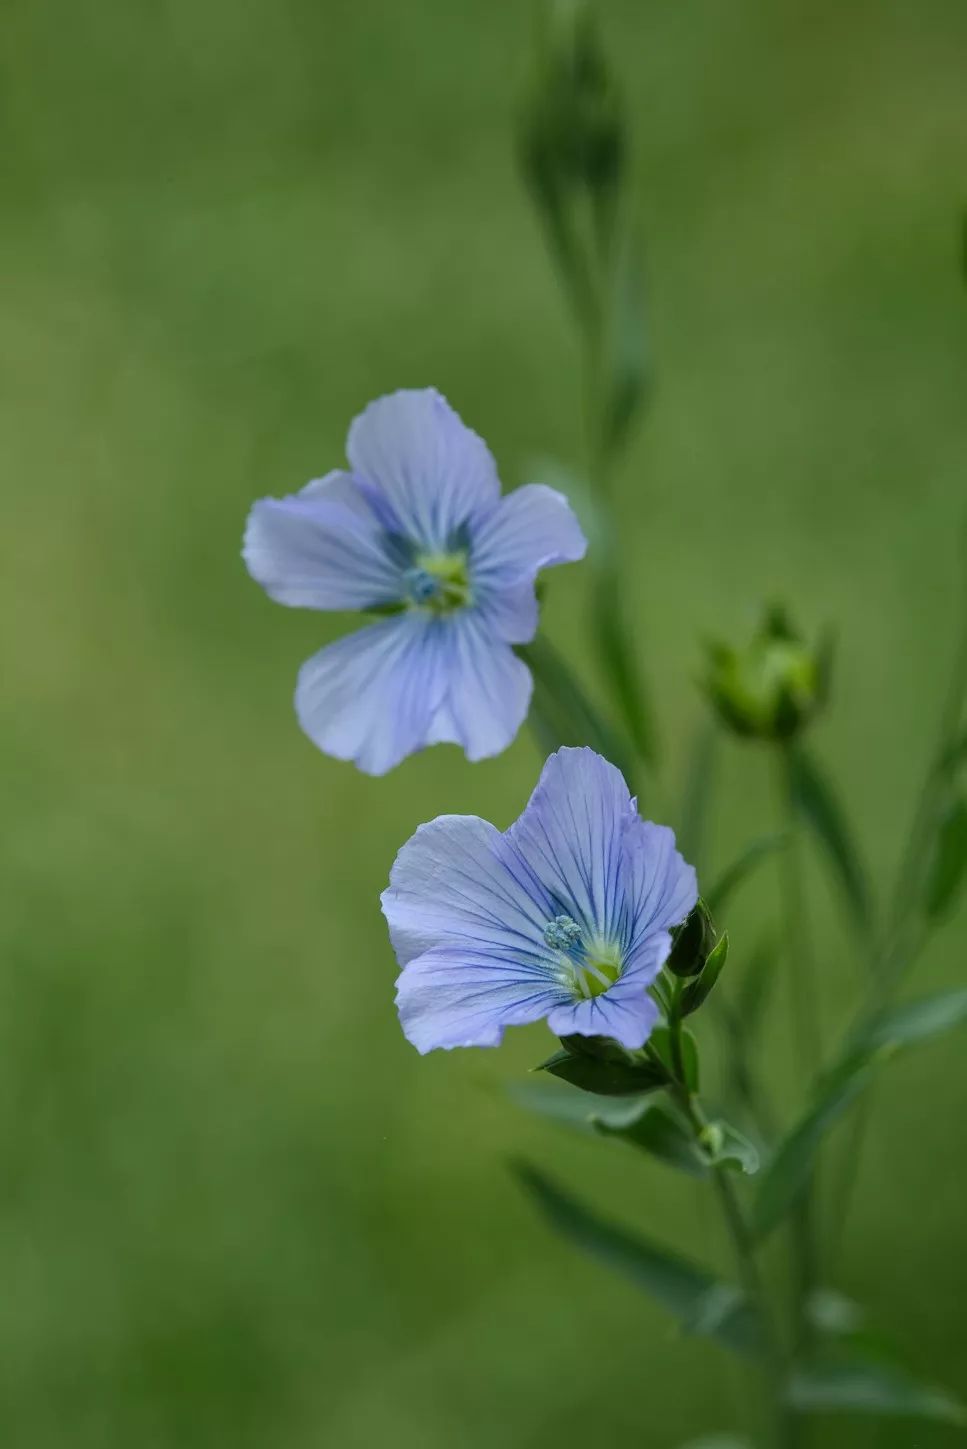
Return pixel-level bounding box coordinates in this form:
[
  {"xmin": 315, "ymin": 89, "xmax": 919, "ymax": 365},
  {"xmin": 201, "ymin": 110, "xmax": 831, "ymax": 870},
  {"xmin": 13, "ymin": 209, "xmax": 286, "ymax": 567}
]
[
  {"xmin": 403, "ymin": 550, "xmax": 472, "ymax": 614},
  {"xmin": 542, "ymin": 913, "xmax": 623, "ymax": 1000}
]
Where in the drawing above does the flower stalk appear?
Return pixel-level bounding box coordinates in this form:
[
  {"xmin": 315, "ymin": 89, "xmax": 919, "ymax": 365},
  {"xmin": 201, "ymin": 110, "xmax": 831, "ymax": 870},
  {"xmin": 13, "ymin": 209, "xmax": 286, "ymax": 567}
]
[{"xmin": 659, "ymin": 975, "xmax": 800, "ymax": 1449}]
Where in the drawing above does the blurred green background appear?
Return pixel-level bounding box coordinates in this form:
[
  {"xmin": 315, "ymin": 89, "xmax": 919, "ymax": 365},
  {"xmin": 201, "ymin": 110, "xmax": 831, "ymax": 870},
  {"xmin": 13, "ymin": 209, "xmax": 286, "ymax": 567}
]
[{"xmin": 2, "ymin": 0, "xmax": 967, "ymax": 1445}]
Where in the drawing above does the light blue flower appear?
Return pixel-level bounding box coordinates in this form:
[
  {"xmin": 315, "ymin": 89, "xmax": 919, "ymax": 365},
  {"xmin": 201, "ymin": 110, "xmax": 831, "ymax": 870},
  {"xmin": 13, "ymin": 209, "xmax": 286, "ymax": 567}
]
[
  {"xmin": 243, "ymin": 389, "xmax": 587, "ymax": 775},
  {"xmin": 382, "ymin": 747, "xmax": 698, "ymax": 1053}
]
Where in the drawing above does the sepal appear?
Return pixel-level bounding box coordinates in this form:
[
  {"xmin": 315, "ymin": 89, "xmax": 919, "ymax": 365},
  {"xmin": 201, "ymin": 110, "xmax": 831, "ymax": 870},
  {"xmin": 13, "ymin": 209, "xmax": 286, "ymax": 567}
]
[
  {"xmin": 537, "ymin": 1034, "xmax": 670, "ymax": 1096},
  {"xmin": 681, "ymin": 932, "xmax": 729, "ymax": 1017}
]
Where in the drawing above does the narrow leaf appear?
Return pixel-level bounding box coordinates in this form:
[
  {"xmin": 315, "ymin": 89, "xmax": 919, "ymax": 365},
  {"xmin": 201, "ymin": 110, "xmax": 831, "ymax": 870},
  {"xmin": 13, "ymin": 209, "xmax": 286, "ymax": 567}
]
[
  {"xmin": 513, "ymin": 1162, "xmax": 760, "ymax": 1356},
  {"xmin": 752, "ymin": 1052, "xmax": 874, "ymax": 1239},
  {"xmin": 678, "ymin": 720, "xmax": 719, "ymax": 872},
  {"xmin": 682, "ymin": 933, "xmax": 730, "ymax": 1017},
  {"xmin": 858, "ymin": 987, "xmax": 967, "ymax": 1055},
  {"xmin": 706, "ymin": 837, "xmax": 787, "ymax": 918},
  {"xmin": 681, "ymin": 1283, "xmax": 748, "ymax": 1341},
  {"xmin": 508, "ymin": 1080, "xmax": 648, "ymax": 1135},
  {"xmin": 520, "ymin": 634, "xmax": 636, "ymax": 786},
  {"xmin": 679, "ymin": 1438, "xmax": 751, "ymax": 1449},
  {"xmin": 600, "ymin": 238, "xmax": 650, "ymax": 462},
  {"xmin": 788, "ymin": 746, "xmax": 871, "ymax": 933},
  {"xmin": 939, "ymin": 724, "xmax": 967, "ymax": 773},
  {"xmin": 591, "ymin": 561, "xmax": 658, "ymax": 767},
  {"xmin": 757, "ymin": 986, "xmax": 967, "ymax": 1237},
  {"xmin": 925, "ymin": 794, "xmax": 967, "ymax": 918},
  {"xmin": 788, "ymin": 1353, "xmax": 966, "ymax": 1425},
  {"xmin": 537, "ymin": 1046, "xmax": 668, "ymax": 1097},
  {"xmin": 805, "ymin": 1288, "xmax": 865, "ymax": 1338},
  {"xmin": 735, "ymin": 935, "xmax": 777, "ymax": 1042},
  {"xmin": 595, "ymin": 1098, "xmax": 709, "ymax": 1177}
]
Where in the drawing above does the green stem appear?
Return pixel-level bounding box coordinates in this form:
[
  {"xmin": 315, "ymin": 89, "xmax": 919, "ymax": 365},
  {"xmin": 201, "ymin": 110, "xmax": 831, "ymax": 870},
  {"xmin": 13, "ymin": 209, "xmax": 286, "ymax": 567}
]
[
  {"xmin": 875, "ymin": 534, "xmax": 967, "ymax": 1000},
  {"xmin": 521, "ymin": 634, "xmax": 638, "ymax": 791},
  {"xmin": 579, "ymin": 249, "xmax": 658, "ymax": 772},
  {"xmin": 773, "ymin": 748, "xmax": 821, "ymax": 1074},
  {"xmin": 828, "ymin": 596, "xmax": 967, "ymax": 1266},
  {"xmin": 710, "ymin": 1169, "xmax": 800, "ymax": 1449},
  {"xmin": 773, "ymin": 744, "xmax": 818, "ymax": 1412},
  {"xmin": 666, "ymin": 988, "xmax": 798, "ymax": 1448}
]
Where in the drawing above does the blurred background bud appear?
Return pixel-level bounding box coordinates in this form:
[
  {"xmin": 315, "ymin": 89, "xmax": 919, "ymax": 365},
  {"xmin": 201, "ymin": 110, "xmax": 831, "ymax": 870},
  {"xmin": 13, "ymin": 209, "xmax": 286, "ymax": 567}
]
[
  {"xmin": 519, "ymin": 0, "xmax": 629, "ymax": 326},
  {"xmin": 703, "ymin": 605, "xmax": 831, "ymax": 743},
  {"xmin": 667, "ymin": 898, "xmax": 717, "ymax": 978},
  {"xmin": 519, "ymin": 0, "xmax": 626, "ymax": 217}
]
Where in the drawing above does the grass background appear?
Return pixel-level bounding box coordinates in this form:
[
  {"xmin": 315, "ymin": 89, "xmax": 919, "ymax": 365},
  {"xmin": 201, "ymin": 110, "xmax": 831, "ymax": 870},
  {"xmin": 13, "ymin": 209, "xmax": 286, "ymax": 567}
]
[{"xmin": 2, "ymin": 0, "xmax": 967, "ymax": 1444}]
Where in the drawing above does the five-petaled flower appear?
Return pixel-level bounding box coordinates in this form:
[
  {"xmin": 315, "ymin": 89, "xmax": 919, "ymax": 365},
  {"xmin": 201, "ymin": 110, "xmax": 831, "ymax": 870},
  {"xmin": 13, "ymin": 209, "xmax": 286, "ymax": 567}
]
[
  {"xmin": 243, "ymin": 389, "xmax": 587, "ymax": 775},
  {"xmin": 382, "ymin": 747, "xmax": 697, "ymax": 1053}
]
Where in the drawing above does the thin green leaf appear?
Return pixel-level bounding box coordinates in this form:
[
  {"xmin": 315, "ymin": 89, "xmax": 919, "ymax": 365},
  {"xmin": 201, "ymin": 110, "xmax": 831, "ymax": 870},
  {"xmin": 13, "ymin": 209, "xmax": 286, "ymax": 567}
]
[
  {"xmin": 533, "ymin": 467, "xmax": 658, "ymax": 769},
  {"xmin": 705, "ymin": 837, "xmax": 787, "ymax": 918},
  {"xmin": 590, "ymin": 560, "xmax": 658, "ymax": 767},
  {"xmin": 682, "ymin": 933, "xmax": 729, "ymax": 1017},
  {"xmin": 788, "ymin": 746, "xmax": 871, "ymax": 934},
  {"xmin": 679, "ymin": 1438, "xmax": 751, "ymax": 1449},
  {"xmin": 513, "ymin": 1162, "xmax": 760, "ymax": 1357},
  {"xmin": 787, "ymin": 1353, "xmax": 966, "ymax": 1425},
  {"xmin": 678, "ymin": 719, "xmax": 719, "ymax": 872},
  {"xmin": 536, "ymin": 1045, "xmax": 668, "ymax": 1097},
  {"xmin": 595, "ymin": 1098, "xmax": 709, "ymax": 1177},
  {"xmin": 600, "ymin": 237, "xmax": 650, "ymax": 463},
  {"xmin": 758, "ymin": 986, "xmax": 967, "ymax": 1237},
  {"xmin": 508, "ymin": 1080, "xmax": 650, "ymax": 1135},
  {"xmin": 939, "ymin": 723, "xmax": 967, "ymax": 773},
  {"xmin": 520, "ymin": 634, "xmax": 636, "ymax": 785},
  {"xmin": 857, "ymin": 986, "xmax": 967, "ymax": 1055},
  {"xmin": 752, "ymin": 1051, "xmax": 874, "ymax": 1240},
  {"xmin": 805, "ymin": 1288, "xmax": 865, "ymax": 1338},
  {"xmin": 925, "ymin": 794, "xmax": 967, "ymax": 918},
  {"xmin": 735, "ymin": 935, "xmax": 777, "ymax": 1042},
  {"xmin": 681, "ymin": 1283, "xmax": 748, "ymax": 1342}
]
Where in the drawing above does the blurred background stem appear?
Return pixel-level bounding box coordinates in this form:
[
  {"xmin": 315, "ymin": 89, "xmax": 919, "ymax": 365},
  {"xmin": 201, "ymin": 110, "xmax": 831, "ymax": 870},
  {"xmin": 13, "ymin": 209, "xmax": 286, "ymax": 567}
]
[
  {"xmin": 663, "ymin": 993, "xmax": 799, "ymax": 1449},
  {"xmin": 829, "ymin": 568, "xmax": 967, "ymax": 1265},
  {"xmin": 773, "ymin": 744, "xmax": 819, "ymax": 1388}
]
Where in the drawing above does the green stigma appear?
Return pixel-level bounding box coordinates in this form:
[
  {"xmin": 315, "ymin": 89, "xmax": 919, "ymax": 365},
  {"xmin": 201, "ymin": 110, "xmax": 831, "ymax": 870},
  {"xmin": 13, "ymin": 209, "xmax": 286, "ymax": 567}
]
[
  {"xmin": 403, "ymin": 550, "xmax": 472, "ymax": 613},
  {"xmin": 574, "ymin": 946, "xmax": 623, "ymax": 999}
]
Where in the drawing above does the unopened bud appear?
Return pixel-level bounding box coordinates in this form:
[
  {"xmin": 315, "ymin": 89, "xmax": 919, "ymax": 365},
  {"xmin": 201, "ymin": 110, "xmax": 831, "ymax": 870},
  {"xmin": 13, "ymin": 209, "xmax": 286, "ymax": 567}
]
[
  {"xmin": 519, "ymin": 0, "xmax": 626, "ymax": 214},
  {"xmin": 703, "ymin": 605, "xmax": 831, "ymax": 743},
  {"xmin": 667, "ymin": 899, "xmax": 716, "ymax": 978}
]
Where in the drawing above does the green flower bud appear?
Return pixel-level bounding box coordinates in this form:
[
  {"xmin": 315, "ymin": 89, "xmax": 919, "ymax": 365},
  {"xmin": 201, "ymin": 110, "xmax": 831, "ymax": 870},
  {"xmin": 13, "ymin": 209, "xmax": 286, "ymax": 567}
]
[
  {"xmin": 703, "ymin": 605, "xmax": 831, "ymax": 743},
  {"xmin": 519, "ymin": 0, "xmax": 626, "ymax": 218},
  {"xmin": 667, "ymin": 898, "xmax": 717, "ymax": 978}
]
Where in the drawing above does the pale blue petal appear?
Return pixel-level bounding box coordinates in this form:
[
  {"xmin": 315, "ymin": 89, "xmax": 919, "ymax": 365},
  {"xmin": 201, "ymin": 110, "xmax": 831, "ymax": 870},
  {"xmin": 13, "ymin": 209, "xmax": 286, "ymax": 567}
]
[
  {"xmin": 243, "ymin": 470, "xmax": 401, "ymax": 610},
  {"xmin": 346, "ymin": 389, "xmax": 500, "ymax": 550},
  {"xmin": 384, "ymin": 746, "xmax": 698, "ymax": 1054},
  {"xmin": 623, "ymin": 820, "xmax": 698, "ymax": 948},
  {"xmin": 547, "ymin": 983, "xmax": 661, "ymax": 1051},
  {"xmin": 396, "ymin": 943, "xmax": 569, "ymax": 1054},
  {"xmin": 471, "ymin": 483, "xmax": 587, "ymax": 585},
  {"xmin": 547, "ymin": 932, "xmax": 669, "ymax": 1048},
  {"xmin": 475, "ymin": 578, "xmax": 539, "ymax": 645},
  {"xmin": 295, "ymin": 613, "xmax": 449, "ymax": 776},
  {"xmin": 425, "ymin": 611, "xmax": 533, "ymax": 762},
  {"xmin": 381, "ymin": 814, "xmax": 553, "ymax": 967},
  {"xmin": 507, "ymin": 747, "xmax": 636, "ymax": 939}
]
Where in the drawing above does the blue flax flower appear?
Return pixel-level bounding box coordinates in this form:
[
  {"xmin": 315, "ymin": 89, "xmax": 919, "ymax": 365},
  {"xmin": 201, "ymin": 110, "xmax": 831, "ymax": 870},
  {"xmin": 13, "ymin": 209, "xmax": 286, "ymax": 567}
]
[
  {"xmin": 243, "ymin": 389, "xmax": 587, "ymax": 774},
  {"xmin": 382, "ymin": 747, "xmax": 698, "ymax": 1053}
]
